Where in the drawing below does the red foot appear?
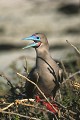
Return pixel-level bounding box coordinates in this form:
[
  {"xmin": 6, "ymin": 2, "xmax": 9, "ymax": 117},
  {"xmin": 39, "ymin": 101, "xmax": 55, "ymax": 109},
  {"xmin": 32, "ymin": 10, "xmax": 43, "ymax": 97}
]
[{"xmin": 35, "ymin": 95, "xmax": 58, "ymax": 114}]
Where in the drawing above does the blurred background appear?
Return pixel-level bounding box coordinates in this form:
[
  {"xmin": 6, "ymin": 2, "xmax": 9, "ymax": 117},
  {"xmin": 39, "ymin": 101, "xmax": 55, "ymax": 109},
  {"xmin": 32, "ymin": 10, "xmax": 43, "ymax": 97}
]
[
  {"xmin": 0, "ymin": 0, "xmax": 80, "ymax": 71},
  {"xmin": 0, "ymin": 0, "xmax": 80, "ymax": 93}
]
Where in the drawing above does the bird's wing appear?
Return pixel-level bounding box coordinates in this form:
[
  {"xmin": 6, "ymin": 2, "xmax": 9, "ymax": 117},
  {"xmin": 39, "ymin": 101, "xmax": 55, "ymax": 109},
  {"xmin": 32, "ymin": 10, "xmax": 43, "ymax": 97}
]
[
  {"xmin": 54, "ymin": 60, "xmax": 63, "ymax": 84},
  {"xmin": 48, "ymin": 60, "xmax": 63, "ymax": 97},
  {"xmin": 25, "ymin": 67, "xmax": 39, "ymax": 98}
]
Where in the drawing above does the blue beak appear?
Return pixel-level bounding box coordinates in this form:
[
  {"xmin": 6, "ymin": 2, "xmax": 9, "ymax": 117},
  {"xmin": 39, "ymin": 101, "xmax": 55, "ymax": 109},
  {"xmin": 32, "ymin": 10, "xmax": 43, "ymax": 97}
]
[{"xmin": 22, "ymin": 35, "xmax": 40, "ymax": 49}]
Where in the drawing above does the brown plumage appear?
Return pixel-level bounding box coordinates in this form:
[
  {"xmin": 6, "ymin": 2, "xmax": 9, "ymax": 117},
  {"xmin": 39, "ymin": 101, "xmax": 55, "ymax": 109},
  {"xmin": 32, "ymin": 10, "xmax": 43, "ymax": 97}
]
[{"xmin": 23, "ymin": 33, "xmax": 63, "ymax": 98}]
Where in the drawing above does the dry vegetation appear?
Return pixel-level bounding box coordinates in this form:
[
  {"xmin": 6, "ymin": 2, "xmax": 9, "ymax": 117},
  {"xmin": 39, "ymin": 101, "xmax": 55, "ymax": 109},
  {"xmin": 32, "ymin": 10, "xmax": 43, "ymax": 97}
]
[{"xmin": 0, "ymin": 42, "xmax": 80, "ymax": 120}]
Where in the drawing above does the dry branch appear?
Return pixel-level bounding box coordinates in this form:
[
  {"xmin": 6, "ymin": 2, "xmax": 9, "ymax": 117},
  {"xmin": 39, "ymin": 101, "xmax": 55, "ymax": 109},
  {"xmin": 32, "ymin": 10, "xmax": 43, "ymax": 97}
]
[
  {"xmin": 2, "ymin": 102, "xmax": 14, "ymax": 111},
  {"xmin": 16, "ymin": 101, "xmax": 56, "ymax": 115},
  {"xmin": 17, "ymin": 72, "xmax": 58, "ymax": 113},
  {"xmin": 62, "ymin": 70, "xmax": 80, "ymax": 84},
  {"xmin": 66, "ymin": 40, "xmax": 80, "ymax": 55},
  {"xmin": 0, "ymin": 73, "xmax": 14, "ymax": 88},
  {"xmin": 0, "ymin": 110, "xmax": 40, "ymax": 120}
]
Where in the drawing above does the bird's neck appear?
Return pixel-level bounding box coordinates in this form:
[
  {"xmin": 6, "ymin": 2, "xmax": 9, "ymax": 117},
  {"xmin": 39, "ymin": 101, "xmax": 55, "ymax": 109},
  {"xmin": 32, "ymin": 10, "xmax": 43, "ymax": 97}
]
[
  {"xmin": 35, "ymin": 46, "xmax": 51, "ymax": 66},
  {"xmin": 36, "ymin": 45, "xmax": 50, "ymax": 57}
]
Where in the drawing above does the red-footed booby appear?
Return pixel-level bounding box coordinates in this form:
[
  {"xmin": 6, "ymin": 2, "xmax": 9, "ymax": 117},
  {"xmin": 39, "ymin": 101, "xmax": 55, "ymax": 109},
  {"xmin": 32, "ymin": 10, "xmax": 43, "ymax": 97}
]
[{"xmin": 23, "ymin": 33, "xmax": 63, "ymax": 98}]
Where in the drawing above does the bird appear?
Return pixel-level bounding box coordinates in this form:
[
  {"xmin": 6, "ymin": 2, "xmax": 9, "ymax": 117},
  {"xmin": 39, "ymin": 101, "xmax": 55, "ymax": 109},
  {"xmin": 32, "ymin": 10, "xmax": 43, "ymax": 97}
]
[{"xmin": 22, "ymin": 33, "xmax": 63, "ymax": 99}]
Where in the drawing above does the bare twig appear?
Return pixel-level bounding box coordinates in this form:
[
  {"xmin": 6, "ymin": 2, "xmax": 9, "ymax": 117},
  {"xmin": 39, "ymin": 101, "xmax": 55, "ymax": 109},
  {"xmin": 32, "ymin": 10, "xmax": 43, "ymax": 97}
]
[
  {"xmin": 15, "ymin": 98, "xmax": 35, "ymax": 103},
  {"xmin": 2, "ymin": 102, "xmax": 14, "ymax": 111},
  {"xmin": 16, "ymin": 101, "xmax": 56, "ymax": 115},
  {"xmin": 61, "ymin": 60, "xmax": 68, "ymax": 78},
  {"xmin": 0, "ymin": 103, "xmax": 10, "ymax": 105},
  {"xmin": 0, "ymin": 110, "xmax": 40, "ymax": 120},
  {"xmin": 66, "ymin": 40, "xmax": 80, "ymax": 55},
  {"xmin": 54, "ymin": 100, "xmax": 67, "ymax": 109},
  {"xmin": 17, "ymin": 72, "xmax": 58, "ymax": 112},
  {"xmin": 69, "ymin": 110, "xmax": 77, "ymax": 115},
  {"xmin": 1, "ymin": 99, "xmax": 34, "ymax": 111},
  {"xmin": 62, "ymin": 70, "xmax": 80, "ymax": 84},
  {"xmin": 1, "ymin": 98, "xmax": 55, "ymax": 116},
  {"xmin": 0, "ymin": 73, "xmax": 14, "ymax": 88}
]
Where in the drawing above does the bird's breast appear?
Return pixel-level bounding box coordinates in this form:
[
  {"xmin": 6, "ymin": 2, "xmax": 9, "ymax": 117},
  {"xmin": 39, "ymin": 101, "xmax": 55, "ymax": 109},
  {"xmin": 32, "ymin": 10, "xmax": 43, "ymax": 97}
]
[
  {"xmin": 36, "ymin": 56, "xmax": 59, "ymax": 96},
  {"xmin": 36, "ymin": 65, "xmax": 57, "ymax": 94}
]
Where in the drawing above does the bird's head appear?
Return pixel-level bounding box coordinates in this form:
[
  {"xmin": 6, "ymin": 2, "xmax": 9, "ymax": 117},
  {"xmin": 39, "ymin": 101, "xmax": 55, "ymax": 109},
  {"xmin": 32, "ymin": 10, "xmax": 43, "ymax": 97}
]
[{"xmin": 22, "ymin": 33, "xmax": 48, "ymax": 49}]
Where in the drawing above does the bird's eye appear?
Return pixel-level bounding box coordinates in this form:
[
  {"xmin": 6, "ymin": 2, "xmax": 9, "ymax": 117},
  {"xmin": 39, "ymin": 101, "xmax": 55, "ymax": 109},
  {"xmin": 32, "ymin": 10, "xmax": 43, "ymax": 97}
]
[{"xmin": 36, "ymin": 37, "xmax": 39, "ymax": 39}]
